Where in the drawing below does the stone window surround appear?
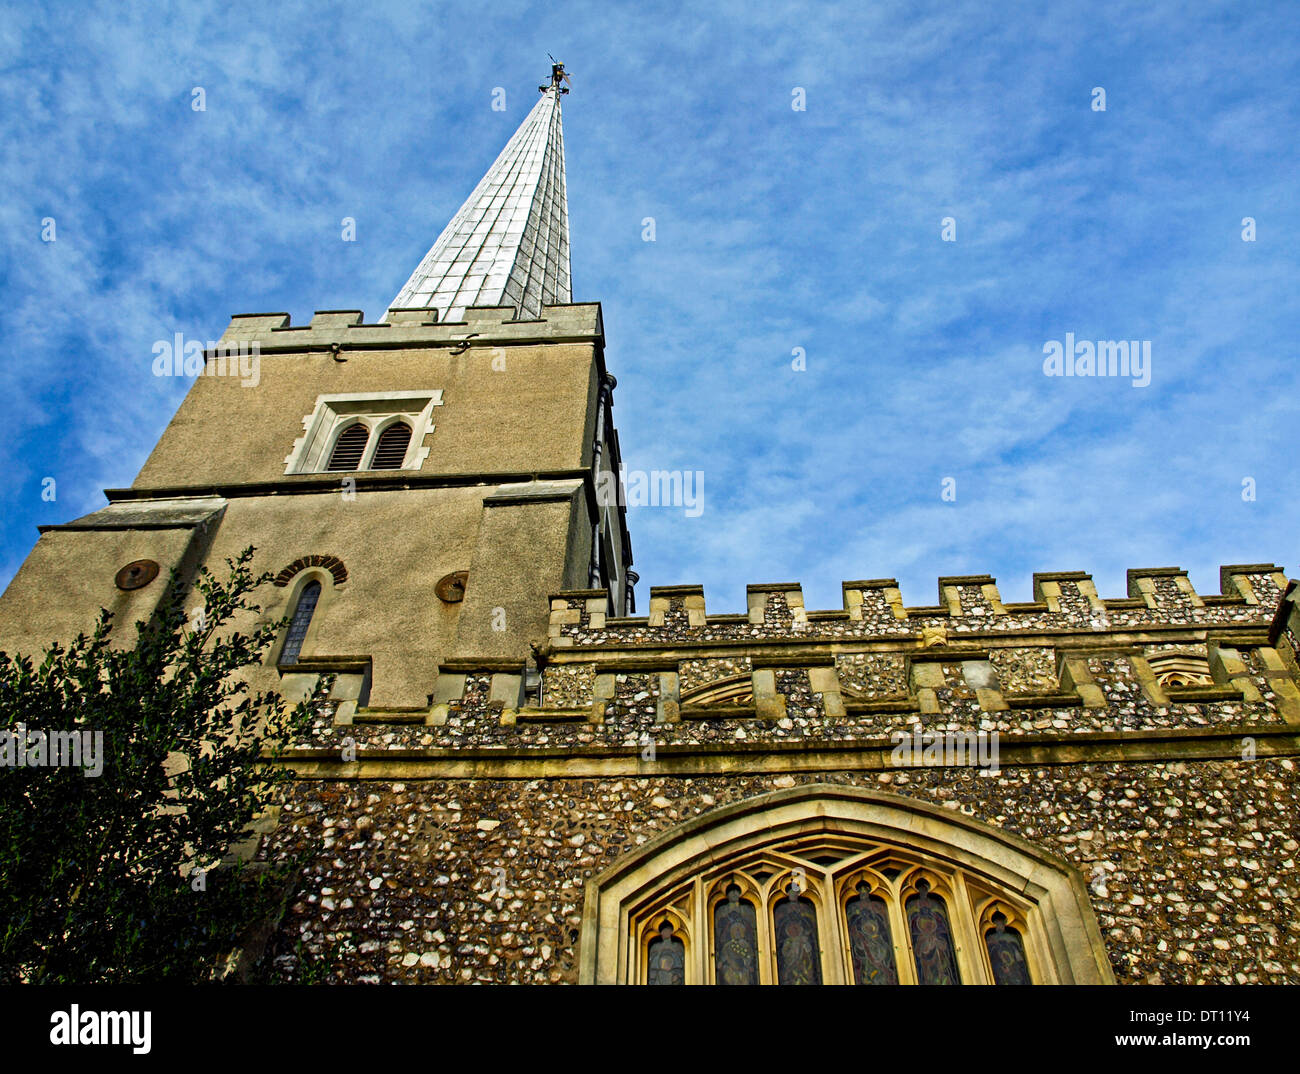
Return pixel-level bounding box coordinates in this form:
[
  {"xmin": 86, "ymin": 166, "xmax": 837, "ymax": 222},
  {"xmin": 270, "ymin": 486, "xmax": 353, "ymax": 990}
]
[
  {"xmin": 579, "ymin": 783, "xmax": 1114, "ymax": 985},
  {"xmin": 284, "ymin": 390, "xmax": 444, "ymax": 475}
]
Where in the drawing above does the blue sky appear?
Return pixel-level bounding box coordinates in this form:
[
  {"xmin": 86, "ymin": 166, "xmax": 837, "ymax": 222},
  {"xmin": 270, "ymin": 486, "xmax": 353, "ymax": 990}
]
[{"xmin": 1, "ymin": 0, "xmax": 1297, "ymax": 615}]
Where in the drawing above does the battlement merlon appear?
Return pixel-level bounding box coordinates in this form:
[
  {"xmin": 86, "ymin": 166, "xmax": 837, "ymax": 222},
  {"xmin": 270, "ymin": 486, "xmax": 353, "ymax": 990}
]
[
  {"xmin": 214, "ymin": 303, "xmax": 605, "ymax": 353},
  {"xmin": 546, "ymin": 565, "xmax": 1291, "ymax": 642}
]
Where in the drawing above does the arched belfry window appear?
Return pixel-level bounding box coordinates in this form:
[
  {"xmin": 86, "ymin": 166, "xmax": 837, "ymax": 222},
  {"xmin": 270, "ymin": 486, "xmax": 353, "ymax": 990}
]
[
  {"xmin": 283, "ymin": 392, "xmax": 443, "ymax": 475},
  {"xmin": 326, "ymin": 423, "xmax": 369, "ymax": 471},
  {"xmin": 578, "ymin": 784, "xmax": 1115, "ymax": 986},
  {"xmin": 279, "ymin": 580, "xmax": 321, "ymax": 665},
  {"xmin": 369, "ymin": 421, "xmax": 413, "ymax": 470}
]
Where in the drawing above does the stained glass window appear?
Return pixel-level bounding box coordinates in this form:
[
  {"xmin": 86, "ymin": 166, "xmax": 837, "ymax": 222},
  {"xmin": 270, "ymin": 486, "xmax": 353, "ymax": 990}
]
[
  {"xmin": 906, "ymin": 879, "xmax": 961, "ymax": 984},
  {"xmin": 985, "ymin": 911, "xmax": 1032, "ymax": 985},
  {"xmin": 280, "ymin": 580, "xmax": 321, "ymax": 665},
  {"xmin": 626, "ymin": 838, "xmax": 1058, "ymax": 985},
  {"xmin": 646, "ymin": 921, "xmax": 684, "ymax": 985},
  {"xmin": 846, "ymin": 882, "xmax": 898, "ymax": 985},
  {"xmin": 713, "ymin": 883, "xmax": 759, "ymax": 985},
  {"xmin": 773, "ymin": 888, "xmax": 822, "ymax": 985}
]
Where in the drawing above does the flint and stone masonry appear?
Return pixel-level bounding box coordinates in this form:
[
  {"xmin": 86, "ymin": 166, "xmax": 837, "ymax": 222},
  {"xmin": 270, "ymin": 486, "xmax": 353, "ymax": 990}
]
[{"xmin": 251, "ymin": 567, "xmax": 1300, "ymax": 984}]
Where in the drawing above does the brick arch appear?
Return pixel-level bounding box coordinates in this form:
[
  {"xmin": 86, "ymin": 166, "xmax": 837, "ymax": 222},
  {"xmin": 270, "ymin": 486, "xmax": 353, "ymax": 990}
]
[{"xmin": 274, "ymin": 554, "xmax": 348, "ymax": 588}]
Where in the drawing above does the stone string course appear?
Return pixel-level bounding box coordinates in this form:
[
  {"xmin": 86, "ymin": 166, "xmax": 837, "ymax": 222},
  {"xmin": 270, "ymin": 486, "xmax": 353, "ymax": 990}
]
[{"xmin": 295, "ymin": 637, "xmax": 1293, "ymax": 753}]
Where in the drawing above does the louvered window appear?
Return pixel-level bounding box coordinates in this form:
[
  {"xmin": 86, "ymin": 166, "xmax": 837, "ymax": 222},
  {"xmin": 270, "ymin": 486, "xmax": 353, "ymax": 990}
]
[
  {"xmin": 369, "ymin": 421, "xmax": 413, "ymax": 470},
  {"xmin": 280, "ymin": 580, "xmax": 321, "ymax": 664},
  {"xmin": 326, "ymin": 423, "xmax": 369, "ymax": 471}
]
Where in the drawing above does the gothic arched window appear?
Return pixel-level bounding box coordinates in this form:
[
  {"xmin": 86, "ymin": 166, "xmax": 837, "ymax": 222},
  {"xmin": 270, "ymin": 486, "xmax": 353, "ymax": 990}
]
[
  {"xmin": 369, "ymin": 421, "xmax": 413, "ymax": 470},
  {"xmin": 326, "ymin": 423, "xmax": 369, "ymax": 471},
  {"xmin": 280, "ymin": 580, "xmax": 321, "ymax": 664},
  {"xmin": 624, "ymin": 836, "xmax": 1055, "ymax": 985},
  {"xmin": 580, "ymin": 785, "xmax": 1115, "ymax": 985}
]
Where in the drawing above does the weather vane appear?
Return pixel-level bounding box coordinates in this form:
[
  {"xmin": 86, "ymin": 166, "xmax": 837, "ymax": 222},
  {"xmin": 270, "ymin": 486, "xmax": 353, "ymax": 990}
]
[{"xmin": 540, "ymin": 55, "xmax": 571, "ymax": 95}]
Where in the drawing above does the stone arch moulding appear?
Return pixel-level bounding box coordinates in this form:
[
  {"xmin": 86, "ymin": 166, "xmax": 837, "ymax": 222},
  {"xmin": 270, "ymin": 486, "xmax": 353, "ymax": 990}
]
[
  {"xmin": 578, "ymin": 783, "xmax": 1115, "ymax": 985},
  {"xmin": 274, "ymin": 555, "xmax": 348, "ymax": 588}
]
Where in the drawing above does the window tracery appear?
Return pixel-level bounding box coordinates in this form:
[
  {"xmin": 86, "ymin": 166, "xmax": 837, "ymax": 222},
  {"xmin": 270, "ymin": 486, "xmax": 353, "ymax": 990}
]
[
  {"xmin": 582, "ymin": 786, "xmax": 1113, "ymax": 986},
  {"xmin": 627, "ymin": 834, "xmax": 1052, "ymax": 985}
]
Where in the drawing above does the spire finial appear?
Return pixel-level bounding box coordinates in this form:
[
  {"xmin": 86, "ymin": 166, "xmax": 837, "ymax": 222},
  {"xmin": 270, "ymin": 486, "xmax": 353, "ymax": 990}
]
[{"xmin": 541, "ymin": 57, "xmax": 571, "ymax": 95}]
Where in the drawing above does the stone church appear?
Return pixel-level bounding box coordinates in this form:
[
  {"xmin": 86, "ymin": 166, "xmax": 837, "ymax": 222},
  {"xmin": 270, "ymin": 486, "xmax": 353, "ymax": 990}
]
[{"xmin": 2, "ymin": 65, "xmax": 1298, "ymax": 985}]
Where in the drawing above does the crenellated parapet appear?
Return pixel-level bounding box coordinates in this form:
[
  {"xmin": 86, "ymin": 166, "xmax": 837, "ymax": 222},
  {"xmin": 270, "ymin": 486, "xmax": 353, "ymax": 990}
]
[
  {"xmin": 417, "ymin": 562, "xmax": 1291, "ymax": 746},
  {"xmin": 216, "ymin": 303, "xmax": 604, "ymax": 354},
  {"xmin": 546, "ymin": 564, "xmax": 1290, "ymax": 647}
]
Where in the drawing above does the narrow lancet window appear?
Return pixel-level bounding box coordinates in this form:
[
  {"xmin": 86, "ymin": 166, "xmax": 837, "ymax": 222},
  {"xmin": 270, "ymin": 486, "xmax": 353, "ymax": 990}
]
[
  {"xmin": 846, "ymin": 882, "xmax": 898, "ymax": 985},
  {"xmin": 773, "ymin": 886, "xmax": 822, "ymax": 985},
  {"xmin": 280, "ymin": 580, "xmax": 321, "ymax": 664},
  {"xmin": 906, "ymin": 879, "xmax": 960, "ymax": 984},
  {"xmin": 713, "ymin": 883, "xmax": 759, "ymax": 985},
  {"xmin": 646, "ymin": 921, "xmax": 684, "ymax": 985},
  {"xmin": 985, "ymin": 911, "xmax": 1032, "ymax": 985}
]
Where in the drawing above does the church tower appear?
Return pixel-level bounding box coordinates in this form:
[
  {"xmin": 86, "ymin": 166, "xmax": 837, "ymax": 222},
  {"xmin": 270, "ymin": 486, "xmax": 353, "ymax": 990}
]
[{"xmin": 0, "ymin": 63, "xmax": 632, "ymax": 712}]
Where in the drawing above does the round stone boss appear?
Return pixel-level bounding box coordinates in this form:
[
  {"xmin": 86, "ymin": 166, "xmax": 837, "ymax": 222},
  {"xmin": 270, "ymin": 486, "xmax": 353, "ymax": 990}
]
[{"xmin": 115, "ymin": 559, "xmax": 160, "ymax": 591}]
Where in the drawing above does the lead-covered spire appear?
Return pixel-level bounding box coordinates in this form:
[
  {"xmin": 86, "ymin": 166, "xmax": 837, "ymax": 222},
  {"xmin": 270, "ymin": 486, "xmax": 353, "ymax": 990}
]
[{"xmin": 389, "ymin": 64, "xmax": 572, "ymax": 322}]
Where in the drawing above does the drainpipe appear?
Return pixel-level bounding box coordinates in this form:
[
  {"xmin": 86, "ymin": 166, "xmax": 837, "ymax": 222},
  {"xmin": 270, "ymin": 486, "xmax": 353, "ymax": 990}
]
[{"xmin": 588, "ymin": 373, "xmax": 617, "ymax": 593}]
